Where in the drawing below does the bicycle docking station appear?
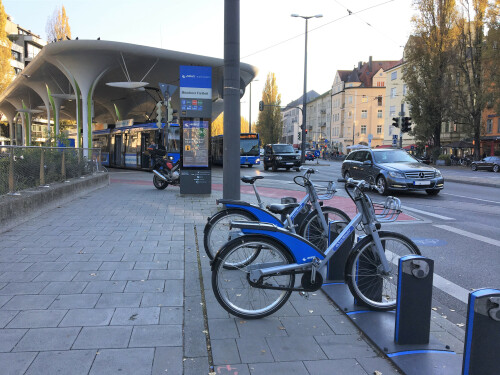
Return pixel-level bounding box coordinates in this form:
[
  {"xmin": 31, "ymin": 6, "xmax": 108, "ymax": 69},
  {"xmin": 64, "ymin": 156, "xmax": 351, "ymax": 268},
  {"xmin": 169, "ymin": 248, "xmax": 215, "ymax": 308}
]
[
  {"xmin": 462, "ymin": 288, "xmax": 500, "ymax": 375},
  {"xmin": 322, "ymin": 248, "xmax": 468, "ymax": 374}
]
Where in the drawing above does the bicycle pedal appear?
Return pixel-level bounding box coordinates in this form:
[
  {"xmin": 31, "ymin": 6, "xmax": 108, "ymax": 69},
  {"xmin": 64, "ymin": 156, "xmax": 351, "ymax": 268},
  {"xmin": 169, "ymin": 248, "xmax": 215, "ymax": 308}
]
[{"xmin": 299, "ymin": 291, "xmax": 310, "ymax": 299}]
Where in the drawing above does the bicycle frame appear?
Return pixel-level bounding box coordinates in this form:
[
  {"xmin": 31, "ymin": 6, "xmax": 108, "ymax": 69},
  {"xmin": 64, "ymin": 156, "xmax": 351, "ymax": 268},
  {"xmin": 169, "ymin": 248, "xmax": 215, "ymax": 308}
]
[{"xmin": 220, "ymin": 193, "xmax": 310, "ymax": 233}]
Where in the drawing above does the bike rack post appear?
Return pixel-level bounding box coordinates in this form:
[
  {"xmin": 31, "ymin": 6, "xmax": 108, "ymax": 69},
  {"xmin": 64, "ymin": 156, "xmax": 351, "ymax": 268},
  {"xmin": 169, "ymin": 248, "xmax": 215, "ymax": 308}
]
[
  {"xmin": 326, "ymin": 221, "xmax": 354, "ymax": 282},
  {"xmin": 462, "ymin": 288, "xmax": 500, "ymax": 375},
  {"xmin": 394, "ymin": 255, "xmax": 433, "ymax": 345}
]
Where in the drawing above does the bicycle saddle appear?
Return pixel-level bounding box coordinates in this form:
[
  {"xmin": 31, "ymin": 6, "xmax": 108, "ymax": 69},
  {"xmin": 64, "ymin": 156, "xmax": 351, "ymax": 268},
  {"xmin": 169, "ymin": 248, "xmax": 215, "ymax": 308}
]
[
  {"xmin": 241, "ymin": 176, "xmax": 264, "ymax": 184},
  {"xmin": 266, "ymin": 203, "xmax": 299, "ymax": 214}
]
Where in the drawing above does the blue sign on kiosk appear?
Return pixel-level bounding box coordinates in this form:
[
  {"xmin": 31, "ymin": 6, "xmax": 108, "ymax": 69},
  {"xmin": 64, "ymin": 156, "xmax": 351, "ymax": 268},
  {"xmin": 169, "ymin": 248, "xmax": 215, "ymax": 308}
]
[{"xmin": 179, "ymin": 66, "xmax": 212, "ymax": 195}]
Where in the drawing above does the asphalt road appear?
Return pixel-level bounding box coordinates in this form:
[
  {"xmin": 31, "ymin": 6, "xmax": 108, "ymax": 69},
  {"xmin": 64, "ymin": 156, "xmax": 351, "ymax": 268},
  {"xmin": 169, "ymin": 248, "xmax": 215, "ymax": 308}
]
[{"xmin": 211, "ymin": 161, "xmax": 500, "ymax": 328}]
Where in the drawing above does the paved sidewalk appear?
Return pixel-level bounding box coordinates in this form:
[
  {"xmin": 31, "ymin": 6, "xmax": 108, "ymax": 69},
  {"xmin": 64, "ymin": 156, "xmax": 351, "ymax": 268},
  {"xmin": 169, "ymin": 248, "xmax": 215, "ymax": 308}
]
[{"xmin": 0, "ymin": 170, "xmax": 461, "ymax": 374}]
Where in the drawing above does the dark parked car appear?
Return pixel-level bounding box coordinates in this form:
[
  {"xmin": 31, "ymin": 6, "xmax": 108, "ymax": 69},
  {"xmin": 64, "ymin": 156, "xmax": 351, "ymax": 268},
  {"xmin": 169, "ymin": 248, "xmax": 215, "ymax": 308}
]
[
  {"xmin": 341, "ymin": 148, "xmax": 444, "ymax": 196},
  {"xmin": 263, "ymin": 144, "xmax": 301, "ymax": 172},
  {"xmin": 470, "ymin": 156, "xmax": 500, "ymax": 172},
  {"xmin": 305, "ymin": 151, "xmax": 315, "ymax": 161}
]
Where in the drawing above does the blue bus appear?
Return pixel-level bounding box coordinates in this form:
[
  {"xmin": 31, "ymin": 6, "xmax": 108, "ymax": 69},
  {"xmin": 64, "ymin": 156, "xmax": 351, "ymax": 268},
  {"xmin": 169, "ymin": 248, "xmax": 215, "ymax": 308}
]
[
  {"xmin": 211, "ymin": 133, "xmax": 260, "ymax": 167},
  {"xmin": 92, "ymin": 122, "xmax": 180, "ymax": 170}
]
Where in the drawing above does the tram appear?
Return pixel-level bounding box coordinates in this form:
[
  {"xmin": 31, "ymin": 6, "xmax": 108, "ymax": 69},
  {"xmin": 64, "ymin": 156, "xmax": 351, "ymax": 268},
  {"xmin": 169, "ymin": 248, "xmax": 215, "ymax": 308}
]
[{"xmin": 92, "ymin": 123, "xmax": 180, "ymax": 169}]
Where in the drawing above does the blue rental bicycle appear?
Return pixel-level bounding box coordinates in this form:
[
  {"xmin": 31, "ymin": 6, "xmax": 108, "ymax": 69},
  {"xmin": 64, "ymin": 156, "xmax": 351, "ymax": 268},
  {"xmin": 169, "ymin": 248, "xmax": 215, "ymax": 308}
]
[
  {"xmin": 211, "ymin": 177, "xmax": 421, "ymax": 319},
  {"xmin": 203, "ymin": 168, "xmax": 350, "ymax": 259}
]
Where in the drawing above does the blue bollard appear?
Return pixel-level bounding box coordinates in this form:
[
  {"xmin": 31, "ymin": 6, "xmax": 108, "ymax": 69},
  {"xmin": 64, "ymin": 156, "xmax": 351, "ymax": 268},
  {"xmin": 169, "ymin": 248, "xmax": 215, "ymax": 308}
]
[
  {"xmin": 462, "ymin": 288, "xmax": 500, "ymax": 375},
  {"xmin": 394, "ymin": 255, "xmax": 434, "ymax": 345}
]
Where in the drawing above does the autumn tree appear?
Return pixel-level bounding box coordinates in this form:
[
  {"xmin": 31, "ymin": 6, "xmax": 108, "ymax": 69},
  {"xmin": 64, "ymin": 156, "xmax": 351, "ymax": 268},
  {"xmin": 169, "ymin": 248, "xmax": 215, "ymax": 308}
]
[
  {"xmin": 211, "ymin": 113, "xmax": 250, "ymax": 136},
  {"xmin": 256, "ymin": 73, "xmax": 282, "ymax": 145},
  {"xmin": 448, "ymin": 0, "xmax": 492, "ymax": 159},
  {"xmin": 403, "ymin": 0, "xmax": 457, "ymax": 157},
  {"xmin": 0, "ymin": 0, "xmax": 13, "ymax": 94},
  {"xmin": 483, "ymin": 1, "xmax": 500, "ymax": 114},
  {"xmin": 46, "ymin": 5, "xmax": 71, "ymax": 42}
]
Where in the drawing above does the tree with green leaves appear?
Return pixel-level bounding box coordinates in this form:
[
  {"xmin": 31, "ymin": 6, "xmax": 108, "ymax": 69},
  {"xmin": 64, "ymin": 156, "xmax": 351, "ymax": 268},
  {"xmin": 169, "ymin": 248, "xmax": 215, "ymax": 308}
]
[
  {"xmin": 403, "ymin": 0, "xmax": 457, "ymax": 157},
  {"xmin": 256, "ymin": 73, "xmax": 282, "ymax": 145},
  {"xmin": 0, "ymin": 0, "xmax": 13, "ymax": 94},
  {"xmin": 46, "ymin": 5, "xmax": 71, "ymax": 42}
]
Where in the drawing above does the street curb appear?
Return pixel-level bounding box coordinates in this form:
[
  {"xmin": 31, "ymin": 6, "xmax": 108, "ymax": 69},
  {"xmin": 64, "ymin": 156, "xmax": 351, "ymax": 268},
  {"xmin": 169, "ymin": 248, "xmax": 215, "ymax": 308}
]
[{"xmin": 443, "ymin": 177, "xmax": 500, "ymax": 189}]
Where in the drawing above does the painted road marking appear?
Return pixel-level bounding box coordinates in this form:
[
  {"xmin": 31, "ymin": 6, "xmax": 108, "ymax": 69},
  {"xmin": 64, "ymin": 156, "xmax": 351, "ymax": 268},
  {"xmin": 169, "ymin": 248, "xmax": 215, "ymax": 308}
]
[
  {"xmin": 387, "ymin": 250, "xmax": 469, "ymax": 304},
  {"xmin": 411, "ymin": 238, "xmax": 448, "ymax": 247},
  {"xmin": 433, "ymin": 224, "xmax": 500, "ymax": 248},
  {"xmin": 441, "ymin": 192, "xmax": 500, "ymax": 204},
  {"xmin": 402, "ymin": 206, "xmax": 455, "ymax": 221}
]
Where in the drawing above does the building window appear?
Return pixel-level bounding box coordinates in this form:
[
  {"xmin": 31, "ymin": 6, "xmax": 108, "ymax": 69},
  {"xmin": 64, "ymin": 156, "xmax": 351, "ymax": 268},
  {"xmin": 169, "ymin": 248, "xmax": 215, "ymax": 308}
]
[
  {"xmin": 390, "ymin": 88, "xmax": 397, "ymax": 98},
  {"xmin": 377, "ymin": 96, "xmax": 383, "ymax": 106},
  {"xmin": 11, "ymin": 50, "xmax": 22, "ymax": 62},
  {"xmin": 361, "ymin": 125, "xmax": 367, "ymax": 134},
  {"xmin": 391, "ymin": 71, "xmax": 397, "ymax": 80},
  {"xmin": 348, "ymin": 111, "xmax": 352, "ymax": 119},
  {"xmin": 362, "ymin": 95, "xmax": 367, "ymax": 103},
  {"xmin": 403, "ymin": 84, "xmax": 407, "ymax": 96},
  {"xmin": 487, "ymin": 119, "xmax": 492, "ymax": 133},
  {"xmin": 361, "ymin": 110, "xmax": 368, "ymax": 119},
  {"xmin": 377, "ymin": 125, "xmax": 382, "ymax": 134},
  {"xmin": 377, "ymin": 110, "xmax": 383, "ymax": 118},
  {"xmin": 348, "ymin": 96, "xmax": 353, "ymax": 104},
  {"xmin": 376, "ymin": 81, "xmax": 385, "ymax": 87},
  {"xmin": 389, "ymin": 106, "xmax": 396, "ymax": 117},
  {"xmin": 13, "ymin": 67, "xmax": 22, "ymax": 75}
]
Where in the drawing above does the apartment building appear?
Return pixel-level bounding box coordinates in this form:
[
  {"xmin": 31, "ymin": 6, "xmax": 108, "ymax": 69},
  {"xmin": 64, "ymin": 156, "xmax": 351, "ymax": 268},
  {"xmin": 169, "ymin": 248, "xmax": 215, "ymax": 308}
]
[
  {"xmin": 306, "ymin": 90, "xmax": 331, "ymax": 149},
  {"xmin": 6, "ymin": 16, "xmax": 46, "ymax": 76},
  {"xmin": 330, "ymin": 57, "xmax": 400, "ymax": 153},
  {"xmin": 281, "ymin": 90, "xmax": 319, "ymax": 147},
  {"xmin": 383, "ymin": 63, "xmax": 414, "ymax": 147}
]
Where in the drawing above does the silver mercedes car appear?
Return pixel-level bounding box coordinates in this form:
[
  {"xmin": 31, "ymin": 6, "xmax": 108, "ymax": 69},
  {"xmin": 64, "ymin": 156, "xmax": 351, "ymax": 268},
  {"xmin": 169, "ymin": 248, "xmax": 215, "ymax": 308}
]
[{"xmin": 341, "ymin": 148, "xmax": 444, "ymax": 196}]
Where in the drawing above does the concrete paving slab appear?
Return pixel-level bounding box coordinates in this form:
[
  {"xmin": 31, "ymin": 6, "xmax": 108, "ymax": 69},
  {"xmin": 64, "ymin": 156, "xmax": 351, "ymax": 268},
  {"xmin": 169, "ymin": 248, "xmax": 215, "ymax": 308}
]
[
  {"xmin": 25, "ymin": 349, "xmax": 95, "ymax": 375},
  {"xmin": 13, "ymin": 327, "xmax": 80, "ymax": 351},
  {"xmin": 0, "ymin": 352, "xmax": 37, "ymax": 375},
  {"xmin": 72, "ymin": 326, "xmax": 133, "ymax": 349},
  {"xmin": 88, "ymin": 348, "xmax": 154, "ymax": 375}
]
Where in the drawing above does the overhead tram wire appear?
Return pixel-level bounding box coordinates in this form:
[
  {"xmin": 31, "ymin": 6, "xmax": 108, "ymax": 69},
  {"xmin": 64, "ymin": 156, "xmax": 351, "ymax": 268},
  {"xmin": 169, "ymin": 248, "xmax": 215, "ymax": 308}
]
[
  {"xmin": 241, "ymin": 0, "xmax": 397, "ymax": 60},
  {"xmin": 160, "ymin": 1, "xmax": 398, "ymax": 91},
  {"xmin": 332, "ymin": 0, "xmax": 403, "ymax": 48}
]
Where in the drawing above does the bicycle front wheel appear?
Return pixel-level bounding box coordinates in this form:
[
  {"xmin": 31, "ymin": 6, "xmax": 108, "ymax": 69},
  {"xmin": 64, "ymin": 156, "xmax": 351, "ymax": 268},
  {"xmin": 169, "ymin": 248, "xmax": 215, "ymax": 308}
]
[
  {"xmin": 203, "ymin": 209, "xmax": 256, "ymax": 260},
  {"xmin": 300, "ymin": 207, "xmax": 351, "ymax": 251},
  {"xmin": 212, "ymin": 236, "xmax": 295, "ymax": 319},
  {"xmin": 345, "ymin": 231, "xmax": 421, "ymax": 311}
]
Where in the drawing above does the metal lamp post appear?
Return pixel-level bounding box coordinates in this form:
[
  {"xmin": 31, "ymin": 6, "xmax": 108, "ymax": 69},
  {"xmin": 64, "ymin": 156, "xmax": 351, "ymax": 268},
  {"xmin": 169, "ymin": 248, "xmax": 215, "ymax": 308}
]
[{"xmin": 291, "ymin": 13, "xmax": 322, "ymax": 163}]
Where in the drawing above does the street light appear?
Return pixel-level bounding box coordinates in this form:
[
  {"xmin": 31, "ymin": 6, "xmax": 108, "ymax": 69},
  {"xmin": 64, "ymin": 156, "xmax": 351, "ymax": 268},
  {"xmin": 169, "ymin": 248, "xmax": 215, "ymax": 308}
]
[
  {"xmin": 291, "ymin": 13, "xmax": 323, "ymax": 163},
  {"xmin": 248, "ymin": 79, "xmax": 258, "ymax": 133}
]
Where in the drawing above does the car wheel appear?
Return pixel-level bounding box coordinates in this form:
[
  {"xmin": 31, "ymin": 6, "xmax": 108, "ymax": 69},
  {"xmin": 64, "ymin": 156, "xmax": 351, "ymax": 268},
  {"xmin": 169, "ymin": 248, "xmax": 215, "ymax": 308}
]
[
  {"xmin": 493, "ymin": 164, "xmax": 499, "ymax": 173},
  {"xmin": 286, "ymin": 167, "xmax": 290, "ymax": 171},
  {"xmin": 272, "ymin": 162, "xmax": 278, "ymax": 172},
  {"xmin": 426, "ymin": 189, "xmax": 440, "ymax": 196},
  {"xmin": 376, "ymin": 176, "xmax": 389, "ymax": 196},
  {"xmin": 343, "ymin": 170, "xmax": 351, "ymax": 179},
  {"xmin": 471, "ymin": 164, "xmax": 477, "ymax": 171}
]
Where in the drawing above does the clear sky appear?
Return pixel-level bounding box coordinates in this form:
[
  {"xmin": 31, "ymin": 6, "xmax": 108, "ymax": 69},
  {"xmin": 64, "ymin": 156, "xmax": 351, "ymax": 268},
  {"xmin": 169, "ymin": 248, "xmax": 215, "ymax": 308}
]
[{"xmin": 4, "ymin": 0, "xmax": 416, "ymax": 123}]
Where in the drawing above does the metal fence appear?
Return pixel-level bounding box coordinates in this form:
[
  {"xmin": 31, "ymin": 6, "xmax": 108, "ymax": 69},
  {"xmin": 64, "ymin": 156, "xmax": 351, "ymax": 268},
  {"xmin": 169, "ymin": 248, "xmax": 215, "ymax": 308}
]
[{"xmin": 0, "ymin": 146, "xmax": 103, "ymax": 196}]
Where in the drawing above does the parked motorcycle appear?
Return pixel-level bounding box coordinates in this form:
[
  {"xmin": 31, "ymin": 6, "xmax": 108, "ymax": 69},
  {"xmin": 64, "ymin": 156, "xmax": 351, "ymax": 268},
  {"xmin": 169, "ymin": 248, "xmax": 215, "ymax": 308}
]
[{"xmin": 145, "ymin": 144, "xmax": 180, "ymax": 190}]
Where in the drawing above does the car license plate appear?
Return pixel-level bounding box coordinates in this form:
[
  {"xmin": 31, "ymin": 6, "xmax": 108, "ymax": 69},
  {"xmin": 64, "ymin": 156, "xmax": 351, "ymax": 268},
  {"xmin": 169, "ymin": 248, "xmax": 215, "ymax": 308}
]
[{"xmin": 414, "ymin": 180, "xmax": 431, "ymax": 186}]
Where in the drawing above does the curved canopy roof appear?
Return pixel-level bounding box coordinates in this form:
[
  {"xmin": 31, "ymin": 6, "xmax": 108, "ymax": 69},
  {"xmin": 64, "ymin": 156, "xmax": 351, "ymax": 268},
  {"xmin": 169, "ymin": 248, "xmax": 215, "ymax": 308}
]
[{"xmin": 0, "ymin": 39, "xmax": 258, "ymax": 124}]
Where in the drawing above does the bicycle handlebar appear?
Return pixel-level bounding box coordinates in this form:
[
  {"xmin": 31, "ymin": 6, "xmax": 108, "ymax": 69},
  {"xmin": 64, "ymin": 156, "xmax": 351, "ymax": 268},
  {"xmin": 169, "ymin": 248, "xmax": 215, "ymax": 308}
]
[{"xmin": 337, "ymin": 177, "xmax": 383, "ymax": 194}]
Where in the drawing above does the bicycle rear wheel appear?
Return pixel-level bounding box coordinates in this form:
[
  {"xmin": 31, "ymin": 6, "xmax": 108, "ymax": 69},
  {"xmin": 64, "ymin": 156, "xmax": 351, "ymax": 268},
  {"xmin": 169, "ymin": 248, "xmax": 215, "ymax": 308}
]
[
  {"xmin": 345, "ymin": 231, "xmax": 421, "ymax": 311},
  {"xmin": 212, "ymin": 236, "xmax": 295, "ymax": 319},
  {"xmin": 203, "ymin": 209, "xmax": 256, "ymax": 260},
  {"xmin": 300, "ymin": 207, "xmax": 351, "ymax": 251}
]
